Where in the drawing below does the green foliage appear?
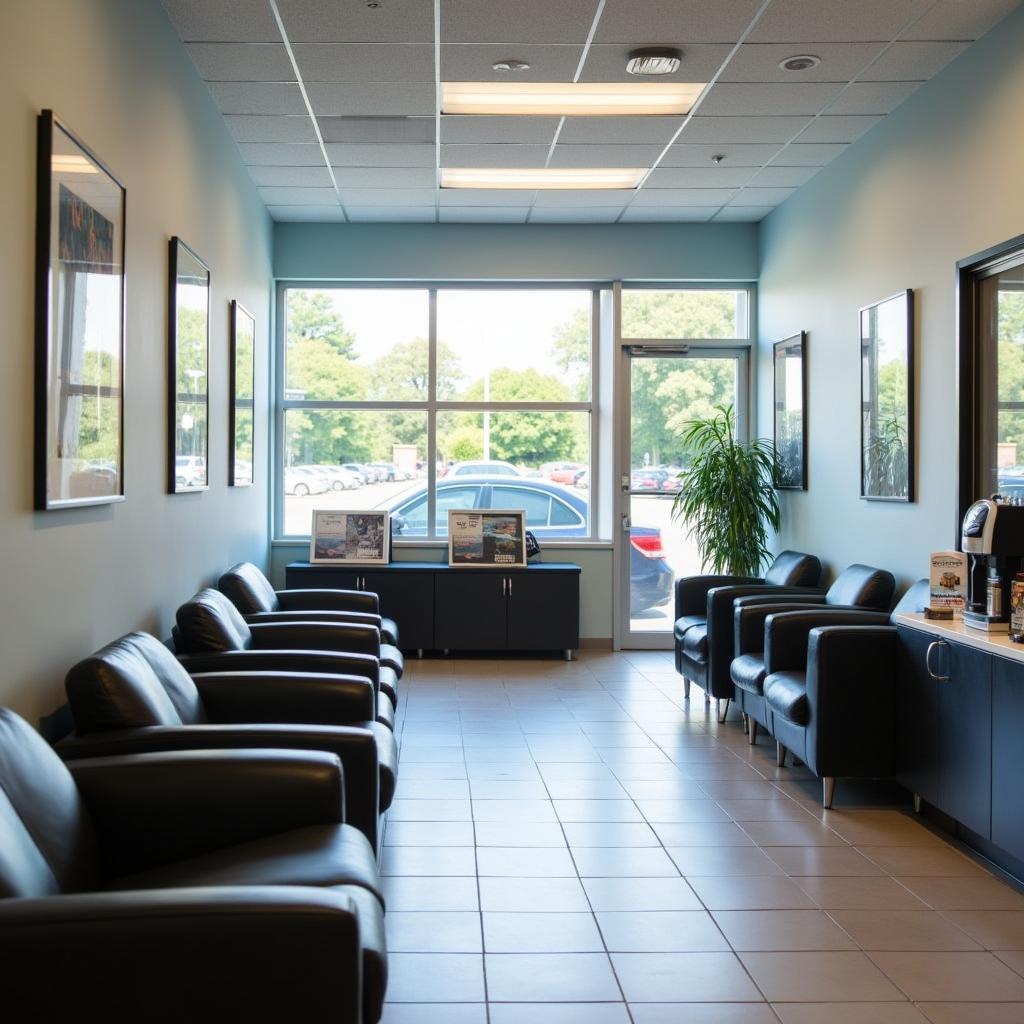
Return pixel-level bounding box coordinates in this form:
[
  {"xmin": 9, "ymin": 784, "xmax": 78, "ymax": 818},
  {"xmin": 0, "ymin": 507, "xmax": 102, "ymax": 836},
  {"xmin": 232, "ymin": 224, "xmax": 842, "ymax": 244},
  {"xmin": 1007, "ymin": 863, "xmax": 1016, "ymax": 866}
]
[
  {"xmin": 671, "ymin": 405, "xmax": 781, "ymax": 576},
  {"xmin": 76, "ymin": 350, "xmax": 120, "ymax": 462}
]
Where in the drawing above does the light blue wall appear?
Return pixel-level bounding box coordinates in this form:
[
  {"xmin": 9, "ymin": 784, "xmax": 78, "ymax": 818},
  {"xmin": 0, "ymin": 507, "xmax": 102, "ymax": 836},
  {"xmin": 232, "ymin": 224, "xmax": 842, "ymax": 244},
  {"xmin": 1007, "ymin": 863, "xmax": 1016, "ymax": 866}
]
[{"xmin": 757, "ymin": 4, "xmax": 1024, "ymax": 589}]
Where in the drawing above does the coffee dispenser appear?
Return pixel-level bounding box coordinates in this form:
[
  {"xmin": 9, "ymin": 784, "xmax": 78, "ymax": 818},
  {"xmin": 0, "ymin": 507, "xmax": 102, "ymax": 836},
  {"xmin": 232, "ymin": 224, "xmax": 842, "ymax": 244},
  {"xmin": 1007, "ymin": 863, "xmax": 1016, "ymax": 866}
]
[{"xmin": 962, "ymin": 498, "xmax": 1024, "ymax": 631}]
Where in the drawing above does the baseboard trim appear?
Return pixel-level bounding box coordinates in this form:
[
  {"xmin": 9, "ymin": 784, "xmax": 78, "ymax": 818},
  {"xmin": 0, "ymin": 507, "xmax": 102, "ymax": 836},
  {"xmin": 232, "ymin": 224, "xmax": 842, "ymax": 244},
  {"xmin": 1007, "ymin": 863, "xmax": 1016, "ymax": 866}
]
[{"xmin": 579, "ymin": 637, "xmax": 613, "ymax": 649}]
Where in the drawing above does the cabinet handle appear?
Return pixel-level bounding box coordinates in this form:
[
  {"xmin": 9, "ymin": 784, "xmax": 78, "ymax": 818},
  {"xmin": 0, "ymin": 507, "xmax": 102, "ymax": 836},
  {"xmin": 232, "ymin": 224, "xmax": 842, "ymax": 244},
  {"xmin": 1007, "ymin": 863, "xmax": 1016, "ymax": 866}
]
[
  {"xmin": 925, "ymin": 640, "xmax": 950, "ymax": 681},
  {"xmin": 502, "ymin": 577, "xmax": 507, "ymax": 597},
  {"xmin": 508, "ymin": 577, "xmax": 513, "ymax": 597}
]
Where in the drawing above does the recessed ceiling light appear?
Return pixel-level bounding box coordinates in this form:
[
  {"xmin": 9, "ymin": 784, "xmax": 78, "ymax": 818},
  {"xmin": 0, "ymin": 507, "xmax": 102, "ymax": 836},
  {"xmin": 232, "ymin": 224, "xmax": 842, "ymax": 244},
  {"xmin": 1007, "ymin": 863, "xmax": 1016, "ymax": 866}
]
[
  {"xmin": 441, "ymin": 81, "xmax": 705, "ymax": 116},
  {"xmin": 441, "ymin": 167, "xmax": 647, "ymax": 190},
  {"xmin": 492, "ymin": 59, "xmax": 531, "ymax": 72},
  {"xmin": 626, "ymin": 48, "xmax": 683, "ymax": 76},
  {"xmin": 779, "ymin": 54, "xmax": 821, "ymax": 72}
]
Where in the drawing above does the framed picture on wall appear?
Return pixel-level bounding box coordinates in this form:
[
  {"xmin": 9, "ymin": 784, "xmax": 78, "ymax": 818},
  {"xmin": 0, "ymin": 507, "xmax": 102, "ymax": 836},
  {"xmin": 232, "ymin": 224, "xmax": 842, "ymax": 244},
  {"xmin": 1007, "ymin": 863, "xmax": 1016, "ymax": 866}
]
[
  {"xmin": 448, "ymin": 509, "xmax": 527, "ymax": 568},
  {"xmin": 229, "ymin": 300, "xmax": 255, "ymax": 487},
  {"xmin": 860, "ymin": 289, "xmax": 914, "ymax": 502},
  {"xmin": 34, "ymin": 110, "xmax": 126, "ymax": 510},
  {"xmin": 773, "ymin": 332, "xmax": 807, "ymax": 490},
  {"xmin": 168, "ymin": 237, "xmax": 210, "ymax": 493},
  {"xmin": 310, "ymin": 510, "xmax": 390, "ymax": 565}
]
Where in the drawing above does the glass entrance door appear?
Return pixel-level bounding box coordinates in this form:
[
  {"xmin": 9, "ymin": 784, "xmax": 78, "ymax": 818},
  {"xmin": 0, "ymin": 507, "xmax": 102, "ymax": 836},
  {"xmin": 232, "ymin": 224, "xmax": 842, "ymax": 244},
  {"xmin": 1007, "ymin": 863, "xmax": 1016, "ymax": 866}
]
[{"xmin": 619, "ymin": 347, "xmax": 748, "ymax": 647}]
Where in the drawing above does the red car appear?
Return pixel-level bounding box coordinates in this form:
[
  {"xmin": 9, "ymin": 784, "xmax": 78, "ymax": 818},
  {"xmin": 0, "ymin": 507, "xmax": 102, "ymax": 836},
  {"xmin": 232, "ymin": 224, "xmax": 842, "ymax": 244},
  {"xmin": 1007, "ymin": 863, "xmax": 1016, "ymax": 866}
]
[{"xmin": 543, "ymin": 461, "xmax": 583, "ymax": 485}]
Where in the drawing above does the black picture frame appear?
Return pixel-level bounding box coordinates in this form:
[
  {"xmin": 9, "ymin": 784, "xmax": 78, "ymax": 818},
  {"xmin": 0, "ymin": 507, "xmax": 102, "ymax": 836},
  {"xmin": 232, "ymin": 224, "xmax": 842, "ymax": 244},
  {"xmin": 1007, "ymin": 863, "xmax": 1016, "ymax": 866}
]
[
  {"xmin": 34, "ymin": 110, "xmax": 126, "ymax": 510},
  {"xmin": 860, "ymin": 289, "xmax": 915, "ymax": 502},
  {"xmin": 229, "ymin": 300, "xmax": 255, "ymax": 487},
  {"xmin": 168, "ymin": 237, "xmax": 210, "ymax": 493},
  {"xmin": 772, "ymin": 332, "xmax": 807, "ymax": 490}
]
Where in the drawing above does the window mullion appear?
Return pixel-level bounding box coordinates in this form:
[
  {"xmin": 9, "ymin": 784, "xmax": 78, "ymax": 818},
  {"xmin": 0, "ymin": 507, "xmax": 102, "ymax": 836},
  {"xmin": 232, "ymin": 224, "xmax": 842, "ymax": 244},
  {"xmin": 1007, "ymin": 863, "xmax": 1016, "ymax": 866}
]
[{"xmin": 427, "ymin": 288, "xmax": 438, "ymax": 541}]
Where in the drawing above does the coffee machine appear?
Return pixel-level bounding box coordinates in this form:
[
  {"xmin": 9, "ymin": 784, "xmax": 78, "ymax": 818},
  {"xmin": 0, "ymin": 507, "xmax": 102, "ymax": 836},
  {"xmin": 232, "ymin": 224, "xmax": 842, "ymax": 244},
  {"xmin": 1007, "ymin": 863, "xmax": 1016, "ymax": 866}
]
[{"xmin": 962, "ymin": 498, "xmax": 1024, "ymax": 631}]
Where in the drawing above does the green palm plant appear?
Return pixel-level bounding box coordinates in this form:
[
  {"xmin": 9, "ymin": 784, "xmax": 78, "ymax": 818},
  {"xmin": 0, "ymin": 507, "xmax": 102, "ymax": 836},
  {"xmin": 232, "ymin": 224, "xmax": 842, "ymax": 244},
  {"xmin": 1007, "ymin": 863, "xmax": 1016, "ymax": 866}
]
[{"xmin": 671, "ymin": 404, "xmax": 782, "ymax": 576}]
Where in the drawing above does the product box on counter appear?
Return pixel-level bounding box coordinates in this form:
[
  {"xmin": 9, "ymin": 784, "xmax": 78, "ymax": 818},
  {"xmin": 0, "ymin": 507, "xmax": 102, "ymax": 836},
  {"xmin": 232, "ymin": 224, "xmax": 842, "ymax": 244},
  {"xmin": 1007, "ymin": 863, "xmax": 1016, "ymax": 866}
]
[{"xmin": 930, "ymin": 551, "xmax": 967, "ymax": 616}]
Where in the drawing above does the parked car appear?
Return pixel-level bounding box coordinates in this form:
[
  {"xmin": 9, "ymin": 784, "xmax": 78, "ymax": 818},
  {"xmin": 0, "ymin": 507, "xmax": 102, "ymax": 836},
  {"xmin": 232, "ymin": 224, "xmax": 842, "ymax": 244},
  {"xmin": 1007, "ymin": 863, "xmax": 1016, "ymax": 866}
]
[
  {"xmin": 997, "ymin": 471, "xmax": 1024, "ymax": 502},
  {"xmin": 444, "ymin": 460, "xmax": 522, "ymax": 478},
  {"xmin": 308, "ymin": 465, "xmax": 361, "ymax": 491},
  {"xmin": 574, "ymin": 468, "xmax": 589, "ymax": 490},
  {"xmin": 370, "ymin": 461, "xmax": 396, "ymax": 482},
  {"xmin": 384, "ymin": 476, "xmax": 672, "ymax": 614},
  {"xmin": 174, "ymin": 455, "xmax": 206, "ymax": 488},
  {"xmin": 631, "ymin": 467, "xmax": 671, "ymax": 491},
  {"xmin": 284, "ymin": 466, "xmax": 328, "ymax": 496},
  {"xmin": 341, "ymin": 463, "xmax": 369, "ymax": 485},
  {"xmin": 541, "ymin": 461, "xmax": 584, "ymax": 485}
]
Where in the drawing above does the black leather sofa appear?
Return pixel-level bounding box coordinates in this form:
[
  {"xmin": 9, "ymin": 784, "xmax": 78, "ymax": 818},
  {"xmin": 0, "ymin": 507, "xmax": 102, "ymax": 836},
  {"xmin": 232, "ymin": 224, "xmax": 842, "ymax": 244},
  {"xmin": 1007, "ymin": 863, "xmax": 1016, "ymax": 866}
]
[
  {"xmin": 0, "ymin": 709, "xmax": 386, "ymax": 1023},
  {"xmin": 674, "ymin": 551, "xmax": 823, "ymax": 720},
  {"xmin": 56, "ymin": 631, "xmax": 396, "ymax": 852},
  {"xmin": 219, "ymin": 561, "xmax": 400, "ymax": 648},
  {"xmin": 731, "ymin": 563, "xmax": 896, "ymax": 751},
  {"xmin": 763, "ymin": 580, "xmax": 929, "ymax": 807}
]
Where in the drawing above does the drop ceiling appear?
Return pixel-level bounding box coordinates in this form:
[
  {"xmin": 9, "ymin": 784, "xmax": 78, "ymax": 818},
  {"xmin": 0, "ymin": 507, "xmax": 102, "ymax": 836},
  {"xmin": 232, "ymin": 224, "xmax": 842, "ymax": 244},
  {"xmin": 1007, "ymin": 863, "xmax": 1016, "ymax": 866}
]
[{"xmin": 162, "ymin": 0, "xmax": 1022, "ymax": 224}]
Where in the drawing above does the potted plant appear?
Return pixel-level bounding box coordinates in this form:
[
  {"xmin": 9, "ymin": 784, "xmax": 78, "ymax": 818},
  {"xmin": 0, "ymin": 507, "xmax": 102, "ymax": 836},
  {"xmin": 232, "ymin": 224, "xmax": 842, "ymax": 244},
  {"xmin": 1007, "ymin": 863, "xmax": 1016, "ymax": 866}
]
[{"xmin": 671, "ymin": 405, "xmax": 781, "ymax": 576}]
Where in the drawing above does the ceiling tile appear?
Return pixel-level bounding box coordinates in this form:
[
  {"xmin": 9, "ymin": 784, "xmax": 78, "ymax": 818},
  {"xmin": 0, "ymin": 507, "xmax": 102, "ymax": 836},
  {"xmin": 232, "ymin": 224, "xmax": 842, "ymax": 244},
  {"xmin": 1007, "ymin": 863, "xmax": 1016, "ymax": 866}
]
[
  {"xmin": 346, "ymin": 207, "xmax": 438, "ymax": 222},
  {"xmin": 720, "ymin": 42, "xmax": 887, "ymax": 83},
  {"xmin": 646, "ymin": 166, "xmax": 756, "ymax": 188},
  {"xmin": 208, "ymin": 82, "xmax": 306, "ymax": 116},
  {"xmin": 258, "ymin": 186, "xmax": 337, "ymax": 205},
  {"xmin": 771, "ymin": 142, "xmax": 849, "ymax": 165},
  {"xmin": 860, "ymin": 40, "xmax": 971, "ymax": 80},
  {"xmin": 441, "ymin": 116, "xmax": 561, "ymax": 144},
  {"xmin": 595, "ymin": 0, "xmax": 766, "ymax": 43},
  {"xmin": 276, "ymin": 0, "xmax": 435, "ymax": 43},
  {"xmin": 548, "ymin": 144, "xmax": 665, "ymax": 168},
  {"xmin": 698, "ymin": 82, "xmax": 845, "ymax": 116},
  {"xmin": 660, "ymin": 143, "xmax": 783, "ymax": 167},
  {"xmin": 579, "ymin": 43, "xmax": 732, "ymax": 82},
  {"xmin": 737, "ymin": 186, "xmax": 799, "ymax": 204},
  {"xmin": 268, "ymin": 204, "xmax": 346, "ymax": 222},
  {"xmin": 441, "ymin": 144, "xmax": 552, "ymax": 167},
  {"xmin": 797, "ymin": 114, "xmax": 883, "ymax": 142},
  {"xmin": 559, "ymin": 116, "xmax": 682, "ymax": 144},
  {"xmin": 826, "ymin": 81, "xmax": 922, "ymax": 115},
  {"xmin": 631, "ymin": 187, "xmax": 738, "ymax": 206},
  {"xmin": 440, "ymin": 0, "xmax": 596, "ymax": 43},
  {"xmin": 440, "ymin": 207, "xmax": 531, "ymax": 223},
  {"xmin": 901, "ymin": 0, "xmax": 1021, "ymax": 41},
  {"xmin": 682, "ymin": 115, "xmax": 811, "ymax": 143},
  {"xmin": 341, "ymin": 188, "xmax": 438, "ymax": 206},
  {"xmin": 333, "ymin": 167, "xmax": 437, "ymax": 188},
  {"xmin": 441, "ymin": 44, "xmax": 581, "ymax": 82},
  {"xmin": 743, "ymin": 165, "xmax": 821, "ymax": 187},
  {"xmin": 712, "ymin": 206, "xmax": 775, "ymax": 221},
  {"xmin": 749, "ymin": 0, "xmax": 932, "ymax": 43},
  {"xmin": 619, "ymin": 207, "xmax": 717, "ymax": 222},
  {"xmin": 161, "ymin": 0, "xmax": 281, "ymax": 42},
  {"xmin": 307, "ymin": 83, "xmax": 436, "ymax": 116},
  {"xmin": 319, "ymin": 118, "xmax": 435, "ymax": 143},
  {"xmin": 326, "ymin": 143, "xmax": 436, "ymax": 166},
  {"xmin": 224, "ymin": 115, "xmax": 317, "ymax": 143},
  {"xmin": 248, "ymin": 165, "xmax": 334, "ymax": 187},
  {"xmin": 238, "ymin": 143, "xmax": 326, "ymax": 165},
  {"xmin": 185, "ymin": 43, "xmax": 295, "ymax": 81},
  {"xmin": 439, "ymin": 189, "xmax": 541, "ymax": 207},
  {"xmin": 294, "ymin": 43, "xmax": 435, "ymax": 84},
  {"xmin": 533, "ymin": 189, "xmax": 640, "ymax": 207},
  {"xmin": 529, "ymin": 207, "xmax": 624, "ymax": 223}
]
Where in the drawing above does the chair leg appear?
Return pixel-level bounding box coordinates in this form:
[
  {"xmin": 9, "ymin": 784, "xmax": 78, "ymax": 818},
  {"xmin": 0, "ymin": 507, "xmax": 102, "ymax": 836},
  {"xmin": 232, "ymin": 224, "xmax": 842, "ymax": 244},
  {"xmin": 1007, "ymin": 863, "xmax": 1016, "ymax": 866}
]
[
  {"xmin": 913, "ymin": 793, "xmax": 922, "ymax": 814},
  {"xmin": 705, "ymin": 690, "xmax": 711, "ymax": 706},
  {"xmin": 742, "ymin": 714, "xmax": 749, "ymax": 735},
  {"xmin": 748, "ymin": 719, "xmax": 758, "ymax": 745},
  {"xmin": 683, "ymin": 677, "xmax": 691, "ymax": 700},
  {"xmin": 776, "ymin": 742, "xmax": 786, "ymax": 767},
  {"xmin": 716, "ymin": 698, "xmax": 730, "ymax": 724},
  {"xmin": 822, "ymin": 777, "xmax": 836, "ymax": 809}
]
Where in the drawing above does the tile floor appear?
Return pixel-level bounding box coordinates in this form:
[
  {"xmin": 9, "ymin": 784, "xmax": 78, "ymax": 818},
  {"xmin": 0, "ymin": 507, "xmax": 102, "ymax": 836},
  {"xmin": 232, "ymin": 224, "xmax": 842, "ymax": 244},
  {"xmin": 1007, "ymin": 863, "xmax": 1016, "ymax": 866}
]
[{"xmin": 380, "ymin": 650, "xmax": 1024, "ymax": 1024}]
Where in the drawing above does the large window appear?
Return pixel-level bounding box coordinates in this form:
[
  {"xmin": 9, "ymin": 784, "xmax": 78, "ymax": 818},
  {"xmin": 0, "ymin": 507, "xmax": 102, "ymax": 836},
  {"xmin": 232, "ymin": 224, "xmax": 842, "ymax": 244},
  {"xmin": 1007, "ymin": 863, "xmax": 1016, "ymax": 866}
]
[{"xmin": 277, "ymin": 286, "xmax": 595, "ymax": 539}]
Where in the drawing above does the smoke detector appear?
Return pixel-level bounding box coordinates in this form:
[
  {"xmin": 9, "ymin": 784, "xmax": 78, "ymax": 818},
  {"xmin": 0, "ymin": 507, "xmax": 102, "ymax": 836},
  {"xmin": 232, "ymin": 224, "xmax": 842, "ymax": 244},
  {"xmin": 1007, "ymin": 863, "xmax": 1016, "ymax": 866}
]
[
  {"xmin": 492, "ymin": 59, "xmax": 531, "ymax": 72},
  {"xmin": 779, "ymin": 54, "xmax": 821, "ymax": 72},
  {"xmin": 626, "ymin": 48, "xmax": 683, "ymax": 76}
]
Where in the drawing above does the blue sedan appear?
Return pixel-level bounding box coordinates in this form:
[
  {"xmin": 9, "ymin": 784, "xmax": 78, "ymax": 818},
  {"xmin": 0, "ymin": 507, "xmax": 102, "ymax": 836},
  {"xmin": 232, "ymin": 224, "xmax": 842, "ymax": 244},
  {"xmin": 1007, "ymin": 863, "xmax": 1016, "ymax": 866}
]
[{"xmin": 384, "ymin": 476, "xmax": 673, "ymax": 615}]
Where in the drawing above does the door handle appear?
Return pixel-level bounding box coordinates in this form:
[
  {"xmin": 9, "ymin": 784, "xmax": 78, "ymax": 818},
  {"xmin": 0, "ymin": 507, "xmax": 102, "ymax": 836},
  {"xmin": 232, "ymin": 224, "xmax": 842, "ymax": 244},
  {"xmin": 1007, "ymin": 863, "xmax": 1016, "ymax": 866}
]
[
  {"xmin": 508, "ymin": 576, "xmax": 513, "ymax": 598},
  {"xmin": 502, "ymin": 577, "xmax": 507, "ymax": 597},
  {"xmin": 925, "ymin": 640, "xmax": 950, "ymax": 681},
  {"xmin": 621, "ymin": 513, "xmax": 631, "ymax": 532}
]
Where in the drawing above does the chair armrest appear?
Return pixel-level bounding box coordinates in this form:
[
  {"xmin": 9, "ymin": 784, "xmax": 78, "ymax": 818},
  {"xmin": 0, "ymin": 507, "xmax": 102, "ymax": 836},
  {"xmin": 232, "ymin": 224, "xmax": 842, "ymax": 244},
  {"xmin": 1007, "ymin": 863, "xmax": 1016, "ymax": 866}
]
[
  {"xmin": 0, "ymin": 887, "xmax": 362, "ymax": 1022},
  {"xmin": 247, "ymin": 609, "xmax": 384, "ymax": 630},
  {"xmin": 59, "ymin": 724, "xmax": 383, "ymax": 856},
  {"xmin": 277, "ymin": 588, "xmax": 380, "ymax": 615},
  {"xmin": 734, "ymin": 601, "xmax": 829, "ymax": 656},
  {"xmin": 764, "ymin": 609, "xmax": 892, "ymax": 674},
  {"xmin": 178, "ymin": 648, "xmax": 381, "ymax": 688},
  {"xmin": 806, "ymin": 625, "xmax": 899, "ymax": 777},
  {"xmin": 675, "ymin": 574, "xmax": 761, "ymax": 618},
  {"xmin": 248, "ymin": 621, "xmax": 381, "ymax": 657},
  {"xmin": 192, "ymin": 671, "xmax": 376, "ymax": 725},
  {"xmin": 67, "ymin": 747, "xmax": 346, "ymax": 877}
]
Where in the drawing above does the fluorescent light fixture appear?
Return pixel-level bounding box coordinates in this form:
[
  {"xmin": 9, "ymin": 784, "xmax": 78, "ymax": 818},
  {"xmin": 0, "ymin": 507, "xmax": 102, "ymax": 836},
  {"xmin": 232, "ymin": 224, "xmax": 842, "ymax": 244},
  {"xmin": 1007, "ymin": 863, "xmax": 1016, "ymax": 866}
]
[
  {"xmin": 52, "ymin": 155, "xmax": 97, "ymax": 174},
  {"xmin": 441, "ymin": 167, "xmax": 647, "ymax": 190},
  {"xmin": 441, "ymin": 81, "xmax": 704, "ymax": 117}
]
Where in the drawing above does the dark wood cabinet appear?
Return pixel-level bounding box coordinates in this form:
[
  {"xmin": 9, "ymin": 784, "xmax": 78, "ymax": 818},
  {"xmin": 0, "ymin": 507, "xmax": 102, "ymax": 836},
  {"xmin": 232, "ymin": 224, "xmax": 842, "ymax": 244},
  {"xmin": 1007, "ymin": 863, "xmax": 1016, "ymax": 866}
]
[
  {"xmin": 895, "ymin": 626, "xmax": 942, "ymax": 806},
  {"xmin": 435, "ymin": 573, "xmax": 509, "ymax": 651},
  {"xmin": 360, "ymin": 570, "xmax": 435, "ymax": 651},
  {"xmin": 506, "ymin": 571, "xmax": 579, "ymax": 651},
  {"xmin": 992, "ymin": 657, "xmax": 1024, "ymax": 860}
]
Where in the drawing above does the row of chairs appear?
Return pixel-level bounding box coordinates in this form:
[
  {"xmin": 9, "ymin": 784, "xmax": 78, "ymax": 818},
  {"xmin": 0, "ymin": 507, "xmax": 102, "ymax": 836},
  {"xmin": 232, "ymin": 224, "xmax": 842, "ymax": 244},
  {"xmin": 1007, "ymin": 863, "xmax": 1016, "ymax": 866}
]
[
  {"xmin": 0, "ymin": 563, "xmax": 403, "ymax": 1023},
  {"xmin": 675, "ymin": 552, "xmax": 926, "ymax": 807}
]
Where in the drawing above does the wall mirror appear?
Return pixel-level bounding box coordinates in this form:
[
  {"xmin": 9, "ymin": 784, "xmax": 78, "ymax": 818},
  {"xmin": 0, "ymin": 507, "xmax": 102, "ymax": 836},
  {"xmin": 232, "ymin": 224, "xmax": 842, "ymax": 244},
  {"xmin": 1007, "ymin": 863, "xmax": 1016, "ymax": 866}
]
[
  {"xmin": 773, "ymin": 332, "xmax": 807, "ymax": 490},
  {"xmin": 230, "ymin": 300, "xmax": 255, "ymax": 487},
  {"xmin": 860, "ymin": 289, "xmax": 914, "ymax": 501},
  {"xmin": 168, "ymin": 237, "xmax": 210, "ymax": 493}
]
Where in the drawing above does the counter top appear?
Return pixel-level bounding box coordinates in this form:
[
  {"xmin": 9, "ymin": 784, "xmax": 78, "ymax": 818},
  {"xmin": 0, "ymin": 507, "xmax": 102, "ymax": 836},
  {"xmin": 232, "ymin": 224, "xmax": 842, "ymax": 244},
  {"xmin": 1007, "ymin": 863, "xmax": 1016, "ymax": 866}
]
[{"xmin": 894, "ymin": 611, "xmax": 1024, "ymax": 664}]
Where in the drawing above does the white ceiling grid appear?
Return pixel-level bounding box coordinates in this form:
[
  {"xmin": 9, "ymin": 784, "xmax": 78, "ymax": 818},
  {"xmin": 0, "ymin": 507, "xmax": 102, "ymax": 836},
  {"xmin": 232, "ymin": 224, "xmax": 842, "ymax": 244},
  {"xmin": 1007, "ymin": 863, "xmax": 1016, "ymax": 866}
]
[{"xmin": 162, "ymin": 0, "xmax": 1022, "ymax": 224}]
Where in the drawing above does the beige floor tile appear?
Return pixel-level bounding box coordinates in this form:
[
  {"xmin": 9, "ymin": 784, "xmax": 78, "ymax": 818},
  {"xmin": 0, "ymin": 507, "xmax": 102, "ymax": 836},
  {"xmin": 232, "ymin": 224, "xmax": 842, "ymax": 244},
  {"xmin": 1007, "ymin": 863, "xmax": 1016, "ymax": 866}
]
[
  {"xmin": 741, "ymin": 820, "xmax": 849, "ymax": 847},
  {"xmin": 773, "ymin": 1004, "xmax": 929, "ymax": 1023},
  {"xmin": 713, "ymin": 910, "xmax": 858, "ymax": 951},
  {"xmin": 630, "ymin": 1005, "xmax": 777, "ymax": 1023},
  {"xmin": 994, "ymin": 949, "xmax": 1024, "ymax": 976},
  {"xmin": 943, "ymin": 911, "xmax": 1024, "ymax": 950},
  {"xmin": 917, "ymin": 1005, "xmax": 1024, "ymax": 1024},
  {"xmin": 858, "ymin": 845, "xmax": 991, "ymax": 877},
  {"xmin": 767, "ymin": 846, "xmax": 885, "ymax": 877},
  {"xmin": 719, "ymin": 799, "xmax": 818, "ymax": 822},
  {"xmin": 825, "ymin": 812, "xmax": 947, "ymax": 847},
  {"xmin": 688, "ymin": 875, "xmax": 817, "ymax": 911},
  {"xmin": 797, "ymin": 876, "xmax": 928, "ymax": 910},
  {"xmin": 870, "ymin": 951, "xmax": 1024, "ymax": 1001},
  {"xmin": 670, "ymin": 845, "xmax": 785, "ymax": 876},
  {"xmin": 894, "ymin": 877, "xmax": 1024, "ymax": 911},
  {"xmin": 828, "ymin": 910, "xmax": 981, "ymax": 951},
  {"xmin": 740, "ymin": 951, "xmax": 905, "ymax": 1001}
]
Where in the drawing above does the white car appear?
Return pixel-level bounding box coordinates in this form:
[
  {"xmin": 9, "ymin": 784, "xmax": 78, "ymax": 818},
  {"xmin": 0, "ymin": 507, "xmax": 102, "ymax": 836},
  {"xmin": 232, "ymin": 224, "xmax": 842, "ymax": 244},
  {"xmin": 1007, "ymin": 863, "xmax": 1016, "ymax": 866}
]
[
  {"xmin": 175, "ymin": 456, "xmax": 206, "ymax": 488},
  {"xmin": 309, "ymin": 465, "xmax": 361, "ymax": 491},
  {"xmin": 445, "ymin": 460, "xmax": 522, "ymax": 478},
  {"xmin": 285, "ymin": 466, "xmax": 329, "ymax": 496}
]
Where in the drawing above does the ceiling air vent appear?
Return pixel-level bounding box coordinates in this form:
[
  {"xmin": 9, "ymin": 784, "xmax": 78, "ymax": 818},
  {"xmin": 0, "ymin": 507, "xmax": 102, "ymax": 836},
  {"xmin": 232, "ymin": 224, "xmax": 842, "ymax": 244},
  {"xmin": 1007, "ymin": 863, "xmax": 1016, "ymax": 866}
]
[{"xmin": 317, "ymin": 117, "xmax": 435, "ymax": 144}]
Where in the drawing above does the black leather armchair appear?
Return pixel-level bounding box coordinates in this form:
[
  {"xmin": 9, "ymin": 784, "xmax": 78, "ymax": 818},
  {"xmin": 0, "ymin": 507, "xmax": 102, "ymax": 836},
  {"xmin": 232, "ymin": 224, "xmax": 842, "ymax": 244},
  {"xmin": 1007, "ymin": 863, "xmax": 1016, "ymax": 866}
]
[
  {"xmin": 174, "ymin": 588, "xmax": 401, "ymax": 713},
  {"xmin": 56, "ymin": 631, "xmax": 396, "ymax": 852},
  {"xmin": 673, "ymin": 551, "xmax": 823, "ymax": 719},
  {"xmin": 219, "ymin": 561, "xmax": 400, "ymax": 648},
  {"xmin": 0, "ymin": 709, "xmax": 386, "ymax": 1023},
  {"xmin": 763, "ymin": 580, "xmax": 929, "ymax": 807},
  {"xmin": 730, "ymin": 563, "xmax": 896, "ymax": 748}
]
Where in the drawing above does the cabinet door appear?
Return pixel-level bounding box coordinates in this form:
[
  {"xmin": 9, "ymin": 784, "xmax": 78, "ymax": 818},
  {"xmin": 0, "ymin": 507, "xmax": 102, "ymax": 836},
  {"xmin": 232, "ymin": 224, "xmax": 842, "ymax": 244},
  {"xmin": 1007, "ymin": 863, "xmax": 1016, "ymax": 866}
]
[
  {"xmin": 939, "ymin": 643, "xmax": 992, "ymax": 838},
  {"xmin": 435, "ymin": 573, "xmax": 508, "ymax": 651},
  {"xmin": 506, "ymin": 572, "xmax": 579, "ymax": 651},
  {"xmin": 992, "ymin": 657, "xmax": 1024, "ymax": 858},
  {"xmin": 361, "ymin": 571, "xmax": 434, "ymax": 651},
  {"xmin": 895, "ymin": 627, "xmax": 942, "ymax": 806},
  {"xmin": 285, "ymin": 567, "xmax": 359, "ymax": 591}
]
